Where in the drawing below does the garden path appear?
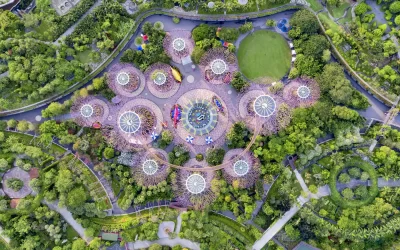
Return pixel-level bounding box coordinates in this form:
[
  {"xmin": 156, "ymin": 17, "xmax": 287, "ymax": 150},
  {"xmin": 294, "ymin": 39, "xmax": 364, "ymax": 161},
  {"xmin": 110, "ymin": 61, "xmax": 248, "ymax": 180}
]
[
  {"xmin": 43, "ymin": 200, "xmax": 92, "ymax": 243},
  {"xmin": 175, "ymin": 212, "xmax": 184, "ymax": 234},
  {"xmin": 55, "ymin": 0, "xmax": 102, "ymax": 44}
]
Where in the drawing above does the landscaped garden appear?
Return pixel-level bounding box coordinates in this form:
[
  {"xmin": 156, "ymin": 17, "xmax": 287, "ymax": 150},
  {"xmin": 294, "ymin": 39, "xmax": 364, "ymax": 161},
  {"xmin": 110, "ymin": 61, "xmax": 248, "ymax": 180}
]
[
  {"xmin": 238, "ymin": 30, "xmax": 291, "ymax": 84},
  {"xmin": 2, "ymin": 1, "xmax": 400, "ymax": 250}
]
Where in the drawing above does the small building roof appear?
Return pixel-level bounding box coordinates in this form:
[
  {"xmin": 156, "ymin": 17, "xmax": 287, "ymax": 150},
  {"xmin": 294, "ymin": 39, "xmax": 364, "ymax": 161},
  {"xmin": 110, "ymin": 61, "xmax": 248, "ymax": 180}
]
[
  {"xmin": 101, "ymin": 232, "xmax": 119, "ymax": 242},
  {"xmin": 293, "ymin": 241, "xmax": 320, "ymax": 250},
  {"xmin": 29, "ymin": 168, "xmax": 39, "ymax": 179},
  {"xmin": 10, "ymin": 198, "xmax": 20, "ymax": 209}
]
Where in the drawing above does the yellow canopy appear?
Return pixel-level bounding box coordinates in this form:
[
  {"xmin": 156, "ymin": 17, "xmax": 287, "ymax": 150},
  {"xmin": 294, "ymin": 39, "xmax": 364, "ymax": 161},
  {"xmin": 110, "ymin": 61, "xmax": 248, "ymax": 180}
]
[{"xmin": 171, "ymin": 67, "xmax": 182, "ymax": 82}]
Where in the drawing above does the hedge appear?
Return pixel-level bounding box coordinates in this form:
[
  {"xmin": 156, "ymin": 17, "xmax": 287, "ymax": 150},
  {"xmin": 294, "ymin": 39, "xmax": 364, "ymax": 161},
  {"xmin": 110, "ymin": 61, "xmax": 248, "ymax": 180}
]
[{"xmin": 329, "ymin": 157, "xmax": 378, "ymax": 208}]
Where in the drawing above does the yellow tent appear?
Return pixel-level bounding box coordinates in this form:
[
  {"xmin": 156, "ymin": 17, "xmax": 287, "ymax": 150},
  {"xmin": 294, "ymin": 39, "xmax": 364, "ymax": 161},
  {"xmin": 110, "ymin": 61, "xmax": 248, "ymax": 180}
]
[{"xmin": 171, "ymin": 67, "xmax": 182, "ymax": 83}]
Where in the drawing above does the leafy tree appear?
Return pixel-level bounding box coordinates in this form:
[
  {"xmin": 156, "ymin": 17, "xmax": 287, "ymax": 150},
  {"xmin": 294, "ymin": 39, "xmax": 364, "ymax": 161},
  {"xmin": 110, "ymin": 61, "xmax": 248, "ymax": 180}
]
[
  {"xmin": 285, "ymin": 224, "xmax": 300, "ymax": 240},
  {"xmin": 192, "ymin": 24, "xmax": 216, "ymax": 42},
  {"xmin": 299, "ymin": 35, "xmax": 329, "ymax": 58},
  {"xmin": 226, "ymin": 122, "xmax": 250, "ymax": 148},
  {"xmin": 348, "ymin": 167, "xmax": 361, "ymax": 178},
  {"xmin": 338, "ymin": 173, "xmax": 351, "ymax": 183},
  {"xmin": 332, "ymin": 106, "xmax": 361, "ymax": 121},
  {"xmin": 355, "ymin": 2, "xmax": 371, "ymax": 16},
  {"xmin": 266, "ymin": 19, "xmax": 276, "ymax": 27},
  {"xmin": 67, "ymin": 187, "xmax": 87, "ymax": 208},
  {"xmin": 149, "ymin": 244, "xmax": 163, "ymax": 250},
  {"xmin": 390, "ymin": 1, "xmax": 400, "ymax": 14},
  {"xmin": 206, "ymin": 148, "xmax": 225, "ymax": 166},
  {"xmin": 0, "ymin": 158, "xmax": 9, "ymax": 172},
  {"xmin": 219, "ymin": 27, "xmax": 240, "ymax": 42},
  {"xmin": 289, "ymin": 10, "xmax": 319, "ymax": 37},
  {"xmin": 158, "ymin": 130, "xmax": 174, "ymax": 149},
  {"xmin": 239, "ymin": 22, "xmax": 253, "ymax": 33},
  {"xmin": 7, "ymin": 119, "xmax": 17, "ymax": 129},
  {"xmin": 341, "ymin": 188, "xmax": 354, "ymax": 200},
  {"xmin": 7, "ymin": 178, "xmax": 23, "ymax": 191},
  {"xmin": 230, "ymin": 72, "xmax": 250, "ymax": 92},
  {"xmin": 72, "ymin": 239, "xmax": 87, "ymax": 250},
  {"xmin": 103, "ymin": 147, "xmax": 115, "ymax": 159}
]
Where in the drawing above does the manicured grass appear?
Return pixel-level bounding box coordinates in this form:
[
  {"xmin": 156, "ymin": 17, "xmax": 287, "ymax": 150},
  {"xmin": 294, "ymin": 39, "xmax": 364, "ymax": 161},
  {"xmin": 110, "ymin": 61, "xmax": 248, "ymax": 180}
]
[
  {"xmin": 329, "ymin": 157, "xmax": 378, "ymax": 208},
  {"xmin": 66, "ymin": 226, "xmax": 79, "ymax": 241},
  {"xmin": 237, "ymin": 30, "xmax": 291, "ymax": 84},
  {"xmin": 328, "ymin": 3, "xmax": 350, "ymax": 19},
  {"xmin": 307, "ymin": 0, "xmax": 323, "ymax": 12},
  {"xmin": 318, "ymin": 12, "xmax": 342, "ymax": 33}
]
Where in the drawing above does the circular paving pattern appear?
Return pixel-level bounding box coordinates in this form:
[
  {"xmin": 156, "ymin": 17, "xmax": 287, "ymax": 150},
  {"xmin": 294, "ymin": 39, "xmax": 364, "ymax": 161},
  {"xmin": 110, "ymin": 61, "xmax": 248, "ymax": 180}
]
[
  {"xmin": 186, "ymin": 174, "xmax": 206, "ymax": 194},
  {"xmin": 253, "ymin": 95, "xmax": 276, "ymax": 117},
  {"xmin": 233, "ymin": 160, "xmax": 249, "ymax": 176},
  {"xmin": 173, "ymin": 38, "xmax": 186, "ymax": 52},
  {"xmin": 142, "ymin": 159, "xmax": 159, "ymax": 175},
  {"xmin": 297, "ymin": 85, "xmax": 311, "ymax": 99},
  {"xmin": 182, "ymin": 100, "xmax": 218, "ymax": 136},
  {"xmin": 211, "ymin": 59, "xmax": 227, "ymax": 75},
  {"xmin": 117, "ymin": 72, "xmax": 130, "ymax": 86},
  {"xmin": 118, "ymin": 111, "xmax": 141, "ymax": 134},
  {"xmin": 187, "ymin": 75, "xmax": 194, "ymax": 83},
  {"xmin": 80, "ymin": 104, "xmax": 94, "ymax": 118},
  {"xmin": 153, "ymin": 72, "xmax": 167, "ymax": 86}
]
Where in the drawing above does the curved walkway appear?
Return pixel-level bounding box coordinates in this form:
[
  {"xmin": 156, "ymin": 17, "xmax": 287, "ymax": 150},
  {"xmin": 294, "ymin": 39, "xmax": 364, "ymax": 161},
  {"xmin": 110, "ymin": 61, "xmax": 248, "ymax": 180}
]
[{"xmin": 129, "ymin": 238, "xmax": 200, "ymax": 250}]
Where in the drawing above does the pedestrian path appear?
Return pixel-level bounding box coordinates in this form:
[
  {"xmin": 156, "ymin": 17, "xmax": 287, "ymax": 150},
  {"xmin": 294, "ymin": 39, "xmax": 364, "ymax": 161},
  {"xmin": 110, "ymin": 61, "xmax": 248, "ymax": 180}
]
[
  {"xmin": 44, "ymin": 200, "xmax": 92, "ymax": 243},
  {"xmin": 0, "ymin": 225, "xmax": 10, "ymax": 244},
  {"xmin": 128, "ymin": 238, "xmax": 200, "ymax": 250}
]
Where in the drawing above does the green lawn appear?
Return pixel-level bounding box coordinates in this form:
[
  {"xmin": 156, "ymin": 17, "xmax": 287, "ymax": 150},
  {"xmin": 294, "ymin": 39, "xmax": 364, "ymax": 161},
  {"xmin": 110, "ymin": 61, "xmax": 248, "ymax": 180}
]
[
  {"xmin": 307, "ymin": 0, "xmax": 323, "ymax": 12},
  {"xmin": 66, "ymin": 226, "xmax": 79, "ymax": 241},
  {"xmin": 237, "ymin": 30, "xmax": 291, "ymax": 84},
  {"xmin": 328, "ymin": 3, "xmax": 350, "ymax": 18}
]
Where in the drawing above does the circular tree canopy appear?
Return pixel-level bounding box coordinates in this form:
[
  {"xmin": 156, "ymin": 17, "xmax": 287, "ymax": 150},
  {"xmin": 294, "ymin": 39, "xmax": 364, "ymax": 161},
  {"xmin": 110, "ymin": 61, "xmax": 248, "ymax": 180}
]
[
  {"xmin": 142, "ymin": 159, "xmax": 159, "ymax": 175},
  {"xmin": 253, "ymin": 95, "xmax": 276, "ymax": 117},
  {"xmin": 80, "ymin": 104, "xmax": 94, "ymax": 118},
  {"xmin": 117, "ymin": 72, "xmax": 130, "ymax": 86},
  {"xmin": 297, "ymin": 85, "xmax": 311, "ymax": 99},
  {"xmin": 186, "ymin": 174, "xmax": 206, "ymax": 194},
  {"xmin": 118, "ymin": 111, "xmax": 141, "ymax": 133},
  {"xmin": 211, "ymin": 59, "xmax": 227, "ymax": 75},
  {"xmin": 173, "ymin": 38, "xmax": 186, "ymax": 52},
  {"xmin": 233, "ymin": 160, "xmax": 249, "ymax": 176}
]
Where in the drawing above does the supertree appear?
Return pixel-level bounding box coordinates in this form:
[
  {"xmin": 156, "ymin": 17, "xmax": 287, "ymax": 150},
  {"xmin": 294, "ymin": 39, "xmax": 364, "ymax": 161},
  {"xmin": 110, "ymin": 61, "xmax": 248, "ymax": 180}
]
[
  {"xmin": 238, "ymin": 89, "xmax": 292, "ymax": 135},
  {"xmin": 282, "ymin": 77, "xmax": 320, "ymax": 108},
  {"xmin": 106, "ymin": 63, "xmax": 145, "ymax": 98},
  {"xmin": 144, "ymin": 62, "xmax": 180, "ymax": 98},
  {"xmin": 173, "ymin": 160, "xmax": 216, "ymax": 210},
  {"xmin": 199, "ymin": 47, "xmax": 238, "ymax": 85},
  {"xmin": 102, "ymin": 98, "xmax": 164, "ymax": 151},
  {"xmin": 222, "ymin": 149, "xmax": 261, "ymax": 189},
  {"xmin": 163, "ymin": 30, "xmax": 195, "ymax": 64},
  {"xmin": 132, "ymin": 148, "xmax": 170, "ymax": 187},
  {"xmin": 70, "ymin": 96, "xmax": 110, "ymax": 127}
]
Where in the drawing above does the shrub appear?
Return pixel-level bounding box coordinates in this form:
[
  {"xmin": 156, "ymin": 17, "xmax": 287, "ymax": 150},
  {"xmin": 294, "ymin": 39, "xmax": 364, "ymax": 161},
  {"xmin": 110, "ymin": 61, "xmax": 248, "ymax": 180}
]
[
  {"xmin": 239, "ymin": 22, "xmax": 253, "ymax": 33},
  {"xmin": 226, "ymin": 122, "xmax": 250, "ymax": 149},
  {"xmin": 196, "ymin": 154, "xmax": 204, "ymax": 161},
  {"xmin": 103, "ymin": 148, "xmax": 115, "ymax": 159},
  {"xmin": 7, "ymin": 178, "xmax": 23, "ymax": 191},
  {"xmin": 192, "ymin": 24, "xmax": 216, "ymax": 42},
  {"xmin": 390, "ymin": 1, "xmax": 400, "ymax": 14},
  {"xmin": 154, "ymin": 21, "xmax": 164, "ymax": 30},
  {"xmin": 348, "ymin": 167, "xmax": 361, "ymax": 178},
  {"xmin": 173, "ymin": 17, "xmax": 180, "ymax": 24},
  {"xmin": 338, "ymin": 173, "xmax": 351, "ymax": 183},
  {"xmin": 219, "ymin": 27, "xmax": 240, "ymax": 42},
  {"xmin": 134, "ymin": 36, "xmax": 144, "ymax": 45},
  {"xmin": 206, "ymin": 148, "xmax": 225, "ymax": 166},
  {"xmin": 158, "ymin": 130, "xmax": 174, "ymax": 149},
  {"xmin": 191, "ymin": 46, "xmax": 205, "ymax": 64},
  {"xmin": 266, "ymin": 19, "xmax": 276, "ymax": 27},
  {"xmin": 360, "ymin": 171, "xmax": 369, "ymax": 181}
]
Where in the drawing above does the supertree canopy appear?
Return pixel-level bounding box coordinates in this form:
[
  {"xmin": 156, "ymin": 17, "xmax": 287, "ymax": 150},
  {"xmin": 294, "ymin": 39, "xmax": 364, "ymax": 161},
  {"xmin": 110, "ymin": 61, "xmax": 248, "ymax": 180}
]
[
  {"xmin": 107, "ymin": 63, "xmax": 145, "ymax": 98},
  {"xmin": 238, "ymin": 89, "xmax": 291, "ymax": 135},
  {"xmin": 132, "ymin": 148, "xmax": 170, "ymax": 187},
  {"xmin": 222, "ymin": 149, "xmax": 260, "ymax": 188},
  {"xmin": 144, "ymin": 63, "xmax": 180, "ymax": 98},
  {"xmin": 163, "ymin": 30, "xmax": 195, "ymax": 64},
  {"xmin": 282, "ymin": 77, "xmax": 320, "ymax": 108},
  {"xmin": 103, "ymin": 99, "xmax": 163, "ymax": 150},
  {"xmin": 199, "ymin": 47, "xmax": 238, "ymax": 85},
  {"xmin": 71, "ymin": 96, "xmax": 110, "ymax": 128},
  {"xmin": 173, "ymin": 160, "xmax": 216, "ymax": 210}
]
